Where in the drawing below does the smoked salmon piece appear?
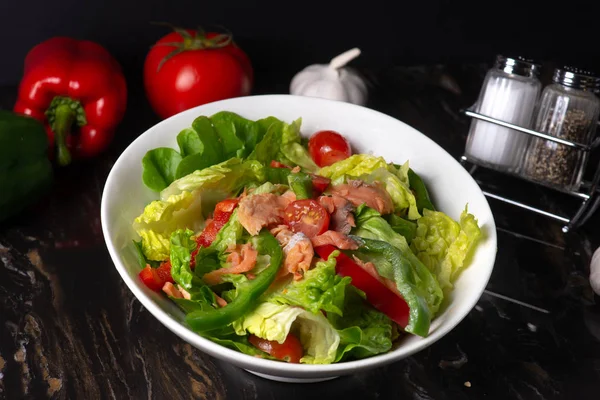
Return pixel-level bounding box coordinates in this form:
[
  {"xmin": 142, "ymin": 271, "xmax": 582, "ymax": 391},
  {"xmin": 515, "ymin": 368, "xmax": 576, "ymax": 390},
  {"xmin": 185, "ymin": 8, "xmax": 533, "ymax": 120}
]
[
  {"xmin": 271, "ymin": 225, "xmax": 314, "ymax": 280},
  {"xmin": 329, "ymin": 180, "xmax": 394, "ymax": 215},
  {"xmin": 318, "ymin": 195, "xmax": 356, "ymax": 234},
  {"xmin": 311, "ymin": 230, "xmax": 359, "ymax": 250},
  {"xmin": 238, "ymin": 193, "xmax": 295, "ymax": 235},
  {"xmin": 202, "ymin": 243, "xmax": 258, "ymax": 285}
]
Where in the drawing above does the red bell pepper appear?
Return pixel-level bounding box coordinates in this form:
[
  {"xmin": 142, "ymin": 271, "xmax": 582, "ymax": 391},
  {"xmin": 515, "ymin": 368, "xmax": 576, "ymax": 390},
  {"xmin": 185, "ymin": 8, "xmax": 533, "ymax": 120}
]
[
  {"xmin": 139, "ymin": 261, "xmax": 174, "ymax": 292},
  {"xmin": 14, "ymin": 37, "xmax": 127, "ymax": 166},
  {"xmin": 314, "ymin": 245, "xmax": 410, "ymax": 328}
]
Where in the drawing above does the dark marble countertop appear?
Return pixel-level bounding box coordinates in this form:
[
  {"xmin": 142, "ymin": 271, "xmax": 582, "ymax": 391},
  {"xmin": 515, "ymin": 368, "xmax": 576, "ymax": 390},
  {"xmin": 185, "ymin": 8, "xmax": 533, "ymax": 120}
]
[{"xmin": 1, "ymin": 64, "xmax": 600, "ymax": 399}]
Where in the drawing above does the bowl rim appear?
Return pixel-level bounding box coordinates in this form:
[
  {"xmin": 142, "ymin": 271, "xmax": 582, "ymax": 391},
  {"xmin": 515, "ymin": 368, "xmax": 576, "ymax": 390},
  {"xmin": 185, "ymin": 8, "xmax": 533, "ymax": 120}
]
[{"xmin": 101, "ymin": 94, "xmax": 497, "ymax": 375}]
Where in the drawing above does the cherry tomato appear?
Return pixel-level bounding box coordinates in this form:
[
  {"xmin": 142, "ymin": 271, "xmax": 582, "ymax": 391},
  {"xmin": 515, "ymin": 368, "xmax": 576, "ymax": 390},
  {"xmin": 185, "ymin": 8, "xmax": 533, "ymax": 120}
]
[
  {"xmin": 139, "ymin": 261, "xmax": 174, "ymax": 292},
  {"xmin": 308, "ymin": 130, "xmax": 352, "ymax": 167},
  {"xmin": 249, "ymin": 334, "xmax": 303, "ymax": 363},
  {"xmin": 144, "ymin": 28, "xmax": 253, "ymax": 119},
  {"xmin": 314, "ymin": 245, "xmax": 410, "ymax": 328},
  {"xmin": 284, "ymin": 199, "xmax": 330, "ymax": 238}
]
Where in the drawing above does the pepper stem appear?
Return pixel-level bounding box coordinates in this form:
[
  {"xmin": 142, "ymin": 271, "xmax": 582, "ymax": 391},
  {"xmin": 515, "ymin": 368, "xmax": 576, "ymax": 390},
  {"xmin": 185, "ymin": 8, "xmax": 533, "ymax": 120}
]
[{"xmin": 53, "ymin": 104, "xmax": 75, "ymax": 166}]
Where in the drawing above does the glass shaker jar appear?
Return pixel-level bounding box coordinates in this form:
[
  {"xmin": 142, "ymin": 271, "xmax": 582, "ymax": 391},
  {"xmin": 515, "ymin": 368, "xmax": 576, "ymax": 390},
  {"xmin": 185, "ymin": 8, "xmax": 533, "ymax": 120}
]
[
  {"xmin": 465, "ymin": 55, "xmax": 542, "ymax": 173},
  {"xmin": 523, "ymin": 67, "xmax": 600, "ymax": 191}
]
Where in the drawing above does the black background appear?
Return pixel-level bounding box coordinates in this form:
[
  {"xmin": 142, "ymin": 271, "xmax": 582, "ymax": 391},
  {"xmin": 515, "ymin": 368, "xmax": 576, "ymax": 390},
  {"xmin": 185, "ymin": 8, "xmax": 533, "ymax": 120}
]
[{"xmin": 2, "ymin": 0, "xmax": 600, "ymax": 90}]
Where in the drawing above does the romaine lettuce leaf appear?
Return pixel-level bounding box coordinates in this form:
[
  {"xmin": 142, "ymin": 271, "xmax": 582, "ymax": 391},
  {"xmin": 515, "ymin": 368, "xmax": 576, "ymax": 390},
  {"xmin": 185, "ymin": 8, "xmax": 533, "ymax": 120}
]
[
  {"xmin": 268, "ymin": 251, "xmax": 351, "ymax": 316},
  {"xmin": 279, "ymin": 118, "xmax": 319, "ymax": 172},
  {"xmin": 133, "ymin": 191, "xmax": 203, "ymax": 261},
  {"xmin": 411, "ymin": 207, "xmax": 482, "ymax": 291},
  {"xmin": 328, "ymin": 286, "xmax": 393, "ymax": 361},
  {"xmin": 232, "ymin": 302, "xmax": 340, "ymax": 364},
  {"xmin": 318, "ymin": 154, "xmax": 388, "ymax": 185},
  {"xmin": 160, "ymin": 158, "xmax": 265, "ymax": 202},
  {"xmin": 169, "ymin": 229, "xmax": 202, "ymax": 290}
]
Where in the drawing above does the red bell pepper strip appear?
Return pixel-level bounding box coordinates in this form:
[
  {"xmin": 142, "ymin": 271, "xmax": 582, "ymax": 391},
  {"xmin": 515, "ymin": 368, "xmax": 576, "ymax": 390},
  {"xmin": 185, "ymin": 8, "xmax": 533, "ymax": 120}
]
[
  {"xmin": 14, "ymin": 37, "xmax": 127, "ymax": 166},
  {"xmin": 139, "ymin": 261, "xmax": 174, "ymax": 292},
  {"xmin": 190, "ymin": 198, "xmax": 239, "ymax": 267},
  {"xmin": 314, "ymin": 245, "xmax": 410, "ymax": 328}
]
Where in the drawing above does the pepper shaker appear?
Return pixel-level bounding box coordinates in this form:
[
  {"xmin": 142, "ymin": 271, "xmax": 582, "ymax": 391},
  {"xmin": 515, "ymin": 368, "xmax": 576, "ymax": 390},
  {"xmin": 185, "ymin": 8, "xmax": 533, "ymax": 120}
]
[
  {"xmin": 465, "ymin": 55, "xmax": 542, "ymax": 172},
  {"xmin": 523, "ymin": 67, "xmax": 600, "ymax": 190}
]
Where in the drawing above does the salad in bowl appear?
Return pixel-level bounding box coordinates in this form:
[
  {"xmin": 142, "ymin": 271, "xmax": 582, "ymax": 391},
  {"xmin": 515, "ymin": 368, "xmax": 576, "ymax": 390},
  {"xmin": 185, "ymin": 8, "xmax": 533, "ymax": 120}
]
[{"xmin": 131, "ymin": 110, "xmax": 482, "ymax": 365}]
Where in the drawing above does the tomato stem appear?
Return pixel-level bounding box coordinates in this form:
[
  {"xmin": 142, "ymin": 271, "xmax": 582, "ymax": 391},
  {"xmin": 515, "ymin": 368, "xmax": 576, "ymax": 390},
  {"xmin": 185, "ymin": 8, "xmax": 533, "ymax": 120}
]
[{"xmin": 154, "ymin": 24, "xmax": 234, "ymax": 72}]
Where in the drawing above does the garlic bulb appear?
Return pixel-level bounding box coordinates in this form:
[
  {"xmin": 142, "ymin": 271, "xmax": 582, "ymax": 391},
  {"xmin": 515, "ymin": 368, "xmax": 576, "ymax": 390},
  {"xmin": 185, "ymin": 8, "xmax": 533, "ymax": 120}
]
[
  {"xmin": 591, "ymin": 247, "xmax": 600, "ymax": 295},
  {"xmin": 290, "ymin": 48, "xmax": 368, "ymax": 106}
]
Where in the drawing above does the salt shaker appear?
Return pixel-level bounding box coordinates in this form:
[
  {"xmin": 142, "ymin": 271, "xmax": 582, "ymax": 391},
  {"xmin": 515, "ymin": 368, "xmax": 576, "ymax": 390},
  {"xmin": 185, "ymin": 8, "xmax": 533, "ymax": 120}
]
[
  {"xmin": 523, "ymin": 67, "xmax": 600, "ymax": 191},
  {"xmin": 465, "ymin": 55, "xmax": 542, "ymax": 172}
]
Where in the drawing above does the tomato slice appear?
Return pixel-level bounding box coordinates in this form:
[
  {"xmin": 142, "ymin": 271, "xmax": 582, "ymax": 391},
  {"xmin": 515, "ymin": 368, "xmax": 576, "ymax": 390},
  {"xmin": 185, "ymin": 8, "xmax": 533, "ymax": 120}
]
[
  {"xmin": 308, "ymin": 130, "xmax": 352, "ymax": 167},
  {"xmin": 139, "ymin": 261, "xmax": 174, "ymax": 292},
  {"xmin": 249, "ymin": 334, "xmax": 303, "ymax": 363},
  {"xmin": 284, "ymin": 199, "xmax": 330, "ymax": 238},
  {"xmin": 314, "ymin": 245, "xmax": 410, "ymax": 328}
]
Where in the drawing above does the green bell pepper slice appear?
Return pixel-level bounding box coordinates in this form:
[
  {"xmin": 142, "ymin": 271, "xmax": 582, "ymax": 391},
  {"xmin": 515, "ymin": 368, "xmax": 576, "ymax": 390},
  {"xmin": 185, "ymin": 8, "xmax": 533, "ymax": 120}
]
[
  {"xmin": 186, "ymin": 230, "xmax": 283, "ymax": 332},
  {"xmin": 350, "ymin": 236, "xmax": 432, "ymax": 337}
]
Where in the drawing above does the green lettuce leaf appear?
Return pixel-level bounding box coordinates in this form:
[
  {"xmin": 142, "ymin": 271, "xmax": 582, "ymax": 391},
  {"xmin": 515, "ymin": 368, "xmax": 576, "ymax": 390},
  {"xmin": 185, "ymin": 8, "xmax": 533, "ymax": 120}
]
[
  {"xmin": 248, "ymin": 118, "xmax": 318, "ymax": 172},
  {"xmin": 169, "ymin": 229, "xmax": 202, "ymax": 290},
  {"xmin": 232, "ymin": 302, "xmax": 340, "ymax": 364},
  {"xmin": 384, "ymin": 213, "xmax": 417, "ymax": 244},
  {"xmin": 319, "ymin": 154, "xmax": 389, "ymax": 185},
  {"xmin": 411, "ymin": 207, "xmax": 482, "ymax": 291},
  {"xmin": 328, "ymin": 286, "xmax": 393, "ymax": 361},
  {"xmin": 279, "ymin": 119, "xmax": 319, "ymax": 172},
  {"xmin": 268, "ymin": 251, "xmax": 351, "ymax": 316},
  {"xmin": 353, "ymin": 206, "xmax": 443, "ymax": 317},
  {"xmin": 210, "ymin": 112, "xmax": 279, "ymax": 159},
  {"xmin": 133, "ymin": 191, "xmax": 203, "ymax": 261},
  {"xmin": 160, "ymin": 158, "xmax": 265, "ymax": 202},
  {"xmin": 142, "ymin": 148, "xmax": 183, "ymax": 192},
  {"xmin": 210, "ymin": 209, "xmax": 245, "ymax": 254},
  {"xmin": 319, "ymin": 155, "xmax": 420, "ymax": 219}
]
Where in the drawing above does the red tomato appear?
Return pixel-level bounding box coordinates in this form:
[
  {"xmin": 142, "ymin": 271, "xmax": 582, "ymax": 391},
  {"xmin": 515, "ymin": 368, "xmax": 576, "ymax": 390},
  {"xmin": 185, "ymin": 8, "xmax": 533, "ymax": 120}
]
[
  {"xmin": 314, "ymin": 245, "xmax": 410, "ymax": 328},
  {"xmin": 249, "ymin": 334, "xmax": 303, "ymax": 363},
  {"xmin": 144, "ymin": 28, "xmax": 253, "ymax": 119},
  {"xmin": 308, "ymin": 130, "xmax": 352, "ymax": 167},
  {"xmin": 139, "ymin": 261, "xmax": 174, "ymax": 292},
  {"xmin": 192, "ymin": 199, "xmax": 240, "ymax": 265},
  {"xmin": 284, "ymin": 199, "xmax": 330, "ymax": 238}
]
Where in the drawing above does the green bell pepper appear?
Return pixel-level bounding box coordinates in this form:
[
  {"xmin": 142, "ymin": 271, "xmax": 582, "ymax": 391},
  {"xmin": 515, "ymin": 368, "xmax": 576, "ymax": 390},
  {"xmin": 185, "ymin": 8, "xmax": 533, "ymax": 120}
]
[
  {"xmin": 408, "ymin": 168, "xmax": 435, "ymax": 213},
  {"xmin": 287, "ymin": 171, "xmax": 313, "ymax": 200},
  {"xmin": 186, "ymin": 230, "xmax": 283, "ymax": 332},
  {"xmin": 350, "ymin": 236, "xmax": 432, "ymax": 337},
  {"xmin": 0, "ymin": 110, "xmax": 53, "ymax": 223}
]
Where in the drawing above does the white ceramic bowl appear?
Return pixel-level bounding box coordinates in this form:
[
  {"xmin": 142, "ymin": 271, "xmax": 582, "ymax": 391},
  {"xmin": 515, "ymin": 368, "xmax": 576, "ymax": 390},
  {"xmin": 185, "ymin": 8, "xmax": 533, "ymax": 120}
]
[{"xmin": 101, "ymin": 95, "xmax": 497, "ymax": 383}]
